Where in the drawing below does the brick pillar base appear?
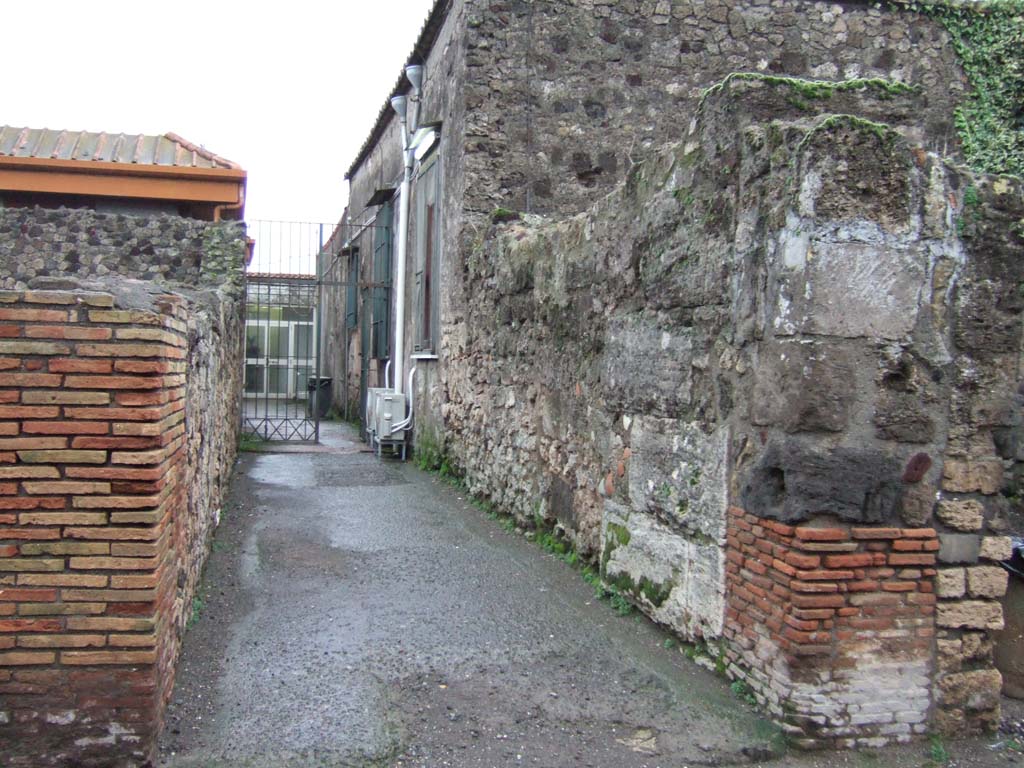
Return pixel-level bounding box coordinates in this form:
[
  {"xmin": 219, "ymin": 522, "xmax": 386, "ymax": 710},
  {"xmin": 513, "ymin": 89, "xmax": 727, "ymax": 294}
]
[
  {"xmin": 0, "ymin": 289, "xmax": 187, "ymax": 766},
  {"xmin": 723, "ymin": 507, "xmax": 938, "ymax": 748}
]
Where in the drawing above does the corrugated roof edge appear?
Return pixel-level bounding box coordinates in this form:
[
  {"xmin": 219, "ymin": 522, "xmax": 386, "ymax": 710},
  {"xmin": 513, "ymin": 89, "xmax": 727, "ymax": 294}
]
[
  {"xmin": 0, "ymin": 126, "xmax": 242, "ymax": 171},
  {"xmin": 344, "ymin": 0, "xmax": 452, "ymax": 182},
  {"xmin": 164, "ymin": 132, "xmax": 243, "ymax": 171}
]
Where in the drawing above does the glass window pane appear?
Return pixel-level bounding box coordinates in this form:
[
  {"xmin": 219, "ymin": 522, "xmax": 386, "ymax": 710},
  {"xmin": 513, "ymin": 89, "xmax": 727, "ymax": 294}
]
[
  {"xmin": 267, "ymin": 365, "xmax": 288, "ymax": 393},
  {"xmin": 295, "ymin": 325, "xmax": 313, "ymax": 359},
  {"xmin": 268, "ymin": 326, "xmax": 288, "ymax": 358},
  {"xmin": 295, "ymin": 366, "xmax": 312, "ymax": 395},
  {"xmin": 244, "ymin": 364, "xmax": 264, "ymax": 393},
  {"xmin": 245, "ymin": 326, "xmax": 265, "ymax": 358}
]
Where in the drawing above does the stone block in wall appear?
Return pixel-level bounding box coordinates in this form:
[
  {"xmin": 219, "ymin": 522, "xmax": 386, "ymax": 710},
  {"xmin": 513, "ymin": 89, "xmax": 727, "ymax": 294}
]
[
  {"xmin": 935, "ymin": 633, "xmax": 996, "ymax": 677},
  {"xmin": 942, "ymin": 458, "xmax": 1003, "ymax": 495},
  {"xmin": 739, "ymin": 440, "xmax": 903, "ymax": 524},
  {"xmin": 938, "ymin": 533, "xmax": 981, "ymax": 564},
  {"xmin": 601, "ymin": 316, "xmax": 694, "ymax": 418},
  {"xmin": 750, "ymin": 340, "xmax": 858, "ymax": 435},
  {"xmin": 935, "ymin": 499, "xmax": 985, "ymax": 532},
  {"xmin": 624, "ymin": 417, "xmax": 728, "ymax": 543},
  {"xmin": 936, "ymin": 600, "xmax": 1004, "ymax": 631},
  {"xmin": 966, "ymin": 566, "xmax": 1009, "ymax": 599},
  {"xmin": 934, "ymin": 669, "xmax": 1003, "ymax": 732},
  {"xmin": 979, "ymin": 536, "xmax": 1012, "ymax": 562},
  {"xmin": 936, "ymin": 568, "xmax": 966, "ymax": 599},
  {"xmin": 773, "ymin": 238, "xmax": 927, "ymax": 342},
  {"xmin": 601, "ymin": 499, "xmax": 724, "ymax": 639}
]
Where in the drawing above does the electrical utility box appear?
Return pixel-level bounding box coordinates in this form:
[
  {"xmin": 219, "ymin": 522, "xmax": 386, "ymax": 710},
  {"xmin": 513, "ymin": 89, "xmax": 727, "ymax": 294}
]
[
  {"xmin": 365, "ymin": 387, "xmax": 388, "ymax": 438},
  {"xmin": 374, "ymin": 391, "xmax": 407, "ymax": 441}
]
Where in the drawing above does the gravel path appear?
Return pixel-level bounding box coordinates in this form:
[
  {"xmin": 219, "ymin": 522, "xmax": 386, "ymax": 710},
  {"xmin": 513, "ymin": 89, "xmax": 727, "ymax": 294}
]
[{"xmin": 158, "ymin": 423, "xmax": 1024, "ymax": 768}]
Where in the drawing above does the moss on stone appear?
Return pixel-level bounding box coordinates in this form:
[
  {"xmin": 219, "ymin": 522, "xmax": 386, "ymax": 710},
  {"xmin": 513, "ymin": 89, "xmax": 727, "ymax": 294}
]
[
  {"xmin": 601, "ymin": 521, "xmax": 631, "ymax": 571},
  {"xmin": 698, "ymin": 72, "xmax": 918, "ymax": 113},
  {"xmin": 491, "ymin": 207, "xmax": 521, "ymax": 224},
  {"xmin": 638, "ymin": 576, "xmax": 673, "ymax": 607}
]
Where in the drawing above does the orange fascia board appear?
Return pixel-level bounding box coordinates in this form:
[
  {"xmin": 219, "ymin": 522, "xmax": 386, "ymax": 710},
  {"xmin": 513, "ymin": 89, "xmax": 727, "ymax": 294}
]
[{"xmin": 0, "ymin": 155, "xmax": 245, "ymax": 205}]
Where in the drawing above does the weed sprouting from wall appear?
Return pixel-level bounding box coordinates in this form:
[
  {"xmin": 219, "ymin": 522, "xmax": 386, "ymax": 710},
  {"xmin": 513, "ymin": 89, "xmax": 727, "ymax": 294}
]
[{"xmin": 697, "ymin": 72, "xmax": 918, "ymax": 114}]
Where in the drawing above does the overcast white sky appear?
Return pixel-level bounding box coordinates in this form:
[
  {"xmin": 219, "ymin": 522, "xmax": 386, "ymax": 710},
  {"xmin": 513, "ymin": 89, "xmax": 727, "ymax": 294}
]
[{"xmin": 4, "ymin": 0, "xmax": 434, "ymax": 226}]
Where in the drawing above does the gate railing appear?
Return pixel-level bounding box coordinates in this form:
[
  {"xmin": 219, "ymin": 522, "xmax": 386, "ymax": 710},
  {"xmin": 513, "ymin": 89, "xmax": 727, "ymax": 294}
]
[
  {"xmin": 242, "ymin": 221, "xmax": 329, "ymax": 443},
  {"xmin": 240, "ymin": 219, "xmax": 391, "ymax": 444}
]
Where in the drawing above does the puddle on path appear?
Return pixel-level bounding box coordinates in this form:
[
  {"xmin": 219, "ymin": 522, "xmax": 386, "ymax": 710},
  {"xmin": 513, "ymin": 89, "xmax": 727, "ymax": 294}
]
[{"xmin": 247, "ymin": 453, "xmax": 316, "ymax": 488}]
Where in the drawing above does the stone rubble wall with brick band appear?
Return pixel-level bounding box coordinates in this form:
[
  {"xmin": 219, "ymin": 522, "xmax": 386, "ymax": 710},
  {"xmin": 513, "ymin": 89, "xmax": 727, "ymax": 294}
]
[
  {"xmin": 0, "ymin": 213, "xmax": 246, "ymax": 766},
  {"xmin": 440, "ymin": 78, "xmax": 1023, "ymax": 747}
]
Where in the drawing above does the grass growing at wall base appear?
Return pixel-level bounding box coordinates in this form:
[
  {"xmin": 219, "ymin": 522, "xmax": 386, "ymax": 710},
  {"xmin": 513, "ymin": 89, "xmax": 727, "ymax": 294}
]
[
  {"xmin": 411, "ymin": 445, "xmax": 790, "ymax": 753},
  {"xmin": 238, "ymin": 432, "xmax": 267, "ymax": 453},
  {"xmin": 413, "ymin": 441, "xmax": 637, "ymax": 616},
  {"xmin": 186, "ymin": 595, "xmax": 204, "ymax": 629},
  {"xmin": 927, "ymin": 733, "xmax": 951, "ymax": 766}
]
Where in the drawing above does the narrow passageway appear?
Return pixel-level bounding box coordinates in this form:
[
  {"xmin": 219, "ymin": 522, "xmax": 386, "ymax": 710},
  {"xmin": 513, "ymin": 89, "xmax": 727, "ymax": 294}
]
[{"xmin": 158, "ymin": 422, "xmax": 776, "ymax": 767}]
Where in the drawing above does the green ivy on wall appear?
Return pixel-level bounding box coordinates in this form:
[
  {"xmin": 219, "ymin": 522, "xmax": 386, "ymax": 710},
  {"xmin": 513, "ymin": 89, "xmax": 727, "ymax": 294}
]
[{"xmin": 892, "ymin": 0, "xmax": 1024, "ymax": 177}]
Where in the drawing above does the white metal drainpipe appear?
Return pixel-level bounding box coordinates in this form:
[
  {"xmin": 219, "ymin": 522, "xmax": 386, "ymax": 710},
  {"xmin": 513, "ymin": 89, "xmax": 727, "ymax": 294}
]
[
  {"xmin": 393, "ymin": 139, "xmax": 413, "ymax": 395},
  {"xmin": 390, "ymin": 65, "xmax": 423, "ymax": 398}
]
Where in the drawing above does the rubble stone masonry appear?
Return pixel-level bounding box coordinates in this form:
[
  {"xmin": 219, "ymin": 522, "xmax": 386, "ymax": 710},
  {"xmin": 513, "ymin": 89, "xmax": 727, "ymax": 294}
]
[
  {"xmin": 0, "ymin": 211, "xmax": 246, "ymax": 766},
  {"xmin": 441, "ymin": 78, "xmax": 1023, "ymax": 746}
]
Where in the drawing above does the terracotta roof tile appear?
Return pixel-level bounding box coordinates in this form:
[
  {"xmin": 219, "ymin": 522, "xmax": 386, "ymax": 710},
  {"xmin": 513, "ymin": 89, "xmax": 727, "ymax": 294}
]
[{"xmin": 0, "ymin": 126, "xmax": 240, "ymax": 170}]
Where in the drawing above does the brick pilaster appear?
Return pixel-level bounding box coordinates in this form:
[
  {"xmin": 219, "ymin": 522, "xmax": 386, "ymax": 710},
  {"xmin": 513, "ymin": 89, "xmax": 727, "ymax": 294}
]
[
  {"xmin": 0, "ymin": 290, "xmax": 188, "ymax": 766},
  {"xmin": 724, "ymin": 507, "xmax": 938, "ymax": 748}
]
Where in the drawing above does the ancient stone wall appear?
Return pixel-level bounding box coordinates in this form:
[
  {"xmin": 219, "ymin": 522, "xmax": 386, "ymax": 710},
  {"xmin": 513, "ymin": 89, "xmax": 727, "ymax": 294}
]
[
  {"xmin": 336, "ymin": 0, "xmax": 974, "ymax": 452},
  {"xmin": 929, "ymin": 173, "xmax": 1019, "ymax": 736},
  {"xmin": 441, "ymin": 78, "xmax": 1023, "ymax": 745},
  {"xmin": 0, "ymin": 211, "xmax": 246, "ymax": 766},
  {"xmin": 462, "ymin": 0, "xmax": 967, "ymax": 217},
  {"xmin": 0, "ymin": 208, "xmax": 241, "ymax": 289}
]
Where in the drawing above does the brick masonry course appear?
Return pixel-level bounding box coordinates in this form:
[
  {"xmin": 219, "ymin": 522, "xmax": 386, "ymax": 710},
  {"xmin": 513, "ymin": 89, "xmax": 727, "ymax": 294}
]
[
  {"xmin": 0, "ymin": 289, "xmax": 186, "ymax": 763},
  {"xmin": 723, "ymin": 509, "xmax": 938, "ymax": 748},
  {"xmin": 0, "ymin": 212, "xmax": 245, "ymax": 766}
]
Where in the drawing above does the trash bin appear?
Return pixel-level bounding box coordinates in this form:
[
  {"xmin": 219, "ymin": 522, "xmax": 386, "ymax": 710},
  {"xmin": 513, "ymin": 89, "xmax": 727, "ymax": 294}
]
[{"xmin": 306, "ymin": 376, "xmax": 332, "ymax": 419}]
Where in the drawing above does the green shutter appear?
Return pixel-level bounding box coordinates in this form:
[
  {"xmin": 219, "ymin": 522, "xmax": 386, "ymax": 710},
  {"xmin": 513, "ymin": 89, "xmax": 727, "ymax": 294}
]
[
  {"xmin": 371, "ymin": 202, "xmax": 392, "ymax": 360},
  {"xmin": 345, "ymin": 249, "xmax": 359, "ymax": 330}
]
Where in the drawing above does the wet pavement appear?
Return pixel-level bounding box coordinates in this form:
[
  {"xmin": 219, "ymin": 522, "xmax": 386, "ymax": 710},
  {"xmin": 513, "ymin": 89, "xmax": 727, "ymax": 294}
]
[{"xmin": 158, "ymin": 422, "xmax": 1024, "ymax": 768}]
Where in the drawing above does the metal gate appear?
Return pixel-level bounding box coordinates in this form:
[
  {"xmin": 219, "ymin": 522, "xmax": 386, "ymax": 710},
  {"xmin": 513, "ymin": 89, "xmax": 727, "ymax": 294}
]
[
  {"xmin": 240, "ymin": 219, "xmax": 391, "ymax": 444},
  {"xmin": 242, "ymin": 221, "xmax": 327, "ymax": 442}
]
